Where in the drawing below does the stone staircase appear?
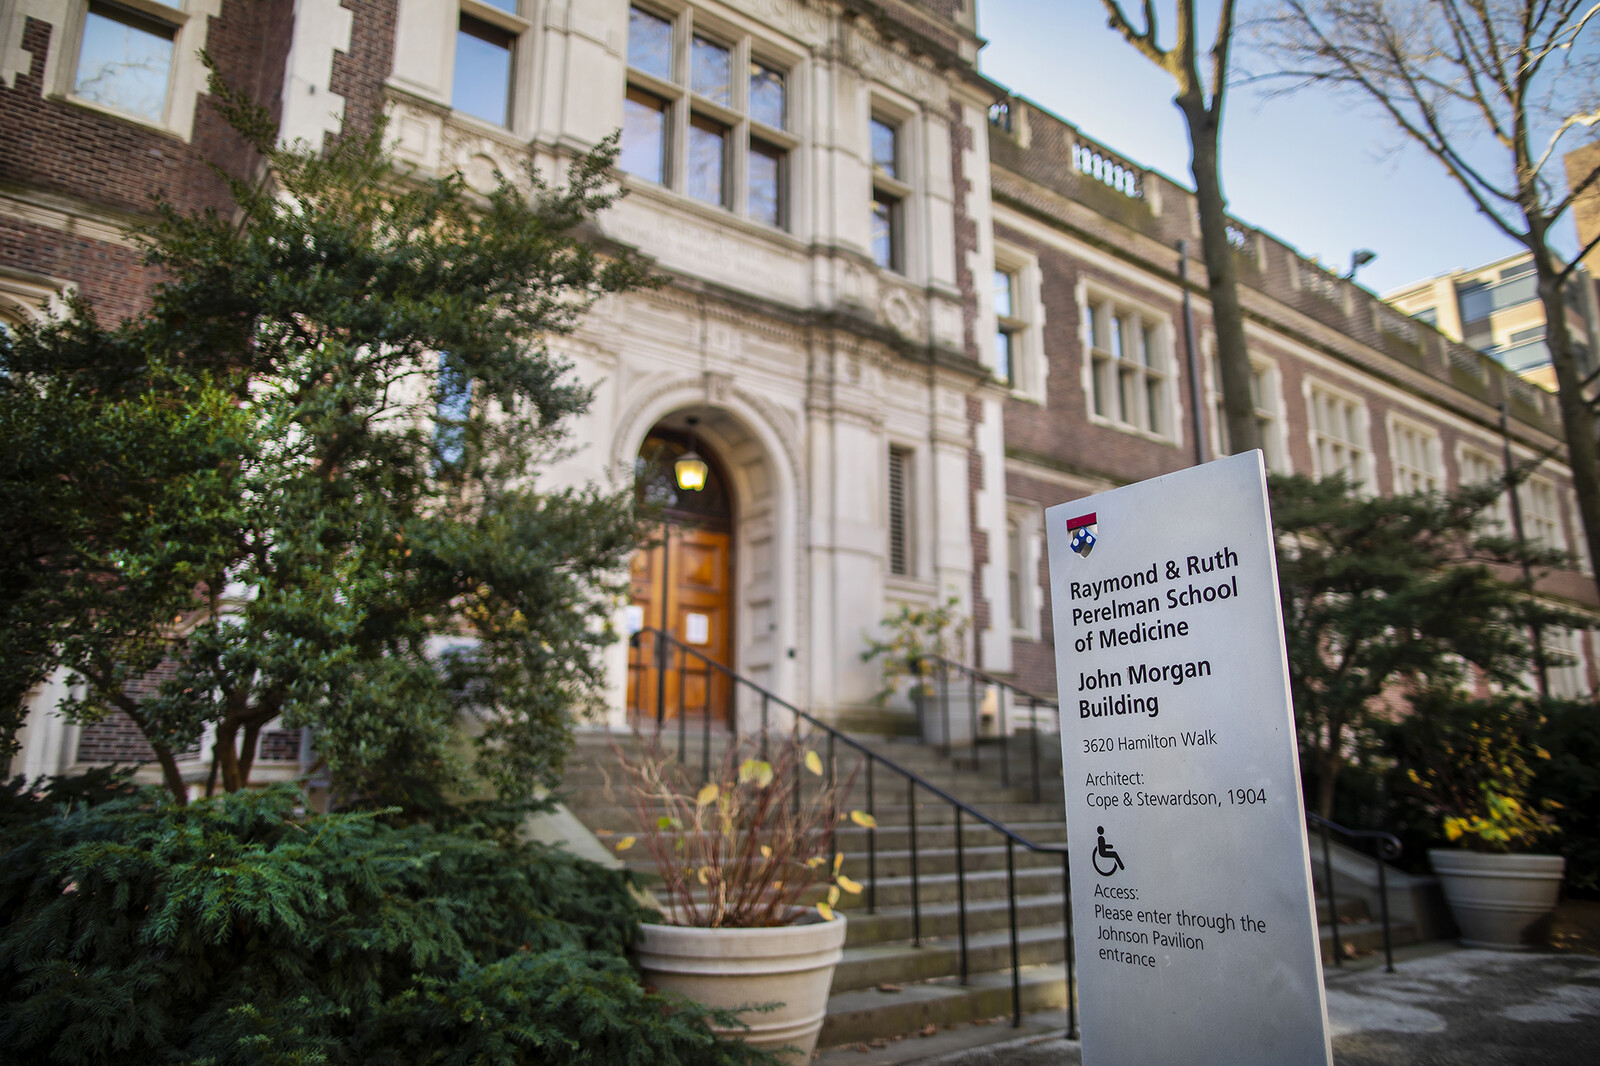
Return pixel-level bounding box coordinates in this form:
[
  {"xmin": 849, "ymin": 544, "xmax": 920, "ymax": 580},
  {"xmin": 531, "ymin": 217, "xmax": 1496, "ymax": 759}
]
[
  {"xmin": 557, "ymin": 727, "xmax": 1423, "ymax": 1053},
  {"xmin": 558, "ymin": 728, "xmax": 1076, "ymax": 1050}
]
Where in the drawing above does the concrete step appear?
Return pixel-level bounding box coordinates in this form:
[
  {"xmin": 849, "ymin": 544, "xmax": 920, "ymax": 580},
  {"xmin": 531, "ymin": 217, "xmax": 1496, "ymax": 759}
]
[
  {"xmin": 817, "ymin": 963, "xmax": 1069, "ymax": 1048},
  {"xmin": 831, "ymin": 923, "xmax": 1068, "ymax": 993},
  {"xmin": 843, "ymin": 894, "xmax": 1069, "ymax": 947}
]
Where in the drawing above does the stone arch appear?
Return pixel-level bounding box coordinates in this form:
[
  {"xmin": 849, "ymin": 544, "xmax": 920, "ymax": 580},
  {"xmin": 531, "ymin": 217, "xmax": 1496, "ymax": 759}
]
[{"xmin": 606, "ymin": 376, "xmax": 806, "ymax": 730}]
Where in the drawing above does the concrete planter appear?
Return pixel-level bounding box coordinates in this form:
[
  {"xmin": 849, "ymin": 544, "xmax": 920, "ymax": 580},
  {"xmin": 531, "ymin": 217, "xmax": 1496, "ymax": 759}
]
[
  {"xmin": 634, "ymin": 914, "xmax": 847, "ymax": 1065},
  {"xmin": 1428, "ymin": 849, "xmax": 1564, "ymax": 950}
]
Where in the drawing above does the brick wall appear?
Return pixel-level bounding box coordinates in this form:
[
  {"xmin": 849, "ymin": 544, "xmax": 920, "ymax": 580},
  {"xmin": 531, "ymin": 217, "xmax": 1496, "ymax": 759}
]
[
  {"xmin": 0, "ymin": 1, "xmax": 291, "ymax": 316},
  {"xmin": 328, "ymin": 0, "xmax": 398, "ymax": 145}
]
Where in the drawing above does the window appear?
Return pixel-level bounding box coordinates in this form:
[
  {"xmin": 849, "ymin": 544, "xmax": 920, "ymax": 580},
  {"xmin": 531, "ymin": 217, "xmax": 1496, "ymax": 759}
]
[
  {"xmin": 1544, "ymin": 627, "xmax": 1589, "ymax": 699},
  {"xmin": 1520, "ymin": 475, "xmax": 1564, "ymax": 552},
  {"xmin": 435, "ymin": 353, "xmax": 473, "ymax": 469},
  {"xmin": 992, "ymin": 249, "xmax": 1045, "ymax": 401},
  {"xmin": 1005, "ymin": 502, "xmax": 1042, "ymax": 638},
  {"xmin": 994, "ymin": 269, "xmax": 1017, "ymax": 386},
  {"xmin": 888, "ymin": 446, "xmax": 911, "ymax": 577},
  {"xmin": 1086, "ymin": 294, "xmax": 1173, "ymax": 439},
  {"xmin": 1389, "ymin": 417, "xmax": 1442, "ymax": 495},
  {"xmin": 448, "ymin": 1, "xmax": 530, "ymax": 130},
  {"xmin": 1457, "ymin": 445, "xmax": 1509, "ymax": 533},
  {"xmin": 870, "ymin": 115, "xmax": 910, "ymax": 271},
  {"xmin": 1307, "ymin": 381, "xmax": 1369, "ymax": 485},
  {"xmin": 1213, "ymin": 358, "xmax": 1287, "ymax": 472},
  {"xmin": 59, "ymin": 0, "xmax": 218, "ymax": 138},
  {"xmin": 75, "ymin": 2, "xmax": 176, "ymax": 122},
  {"xmin": 621, "ymin": 5, "xmax": 796, "ymax": 229}
]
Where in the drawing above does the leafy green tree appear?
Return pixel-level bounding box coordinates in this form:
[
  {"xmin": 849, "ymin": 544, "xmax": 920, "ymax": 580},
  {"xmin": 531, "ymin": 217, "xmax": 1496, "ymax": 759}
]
[
  {"xmin": 0, "ymin": 71, "xmax": 648, "ymax": 807},
  {"xmin": 0, "ymin": 780, "xmax": 769, "ymax": 1065},
  {"xmin": 1270, "ymin": 473, "xmax": 1580, "ymax": 820}
]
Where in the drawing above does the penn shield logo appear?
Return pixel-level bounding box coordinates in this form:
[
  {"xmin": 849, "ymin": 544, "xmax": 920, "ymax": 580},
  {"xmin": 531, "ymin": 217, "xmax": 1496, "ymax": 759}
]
[{"xmin": 1066, "ymin": 512, "xmax": 1098, "ymax": 558}]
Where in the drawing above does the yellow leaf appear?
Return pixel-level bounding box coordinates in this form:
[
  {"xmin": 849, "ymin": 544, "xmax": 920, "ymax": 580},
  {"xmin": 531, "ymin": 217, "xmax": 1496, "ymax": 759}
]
[
  {"xmin": 828, "ymin": 885, "xmax": 841, "ymax": 907},
  {"xmin": 833, "ymin": 852, "xmax": 844, "ymax": 876},
  {"xmin": 697, "ymin": 867, "xmax": 710, "ymax": 885},
  {"xmin": 772, "ymin": 880, "xmax": 783, "ymax": 891},
  {"xmin": 696, "ymin": 784, "xmax": 720, "ymax": 807},
  {"xmin": 616, "ymin": 837, "xmax": 636, "ymax": 852},
  {"xmin": 805, "ymin": 856, "xmax": 826, "ymax": 868},
  {"xmin": 837, "ymin": 874, "xmax": 862, "ymax": 894},
  {"xmin": 739, "ymin": 759, "xmax": 775, "ymax": 788},
  {"xmin": 817, "ymin": 902, "xmax": 835, "ymax": 921},
  {"xmin": 761, "ymin": 845, "xmax": 772, "ymax": 859},
  {"xmin": 805, "ymin": 750, "xmax": 823, "ymax": 776},
  {"xmin": 850, "ymin": 810, "xmax": 878, "ymax": 829}
]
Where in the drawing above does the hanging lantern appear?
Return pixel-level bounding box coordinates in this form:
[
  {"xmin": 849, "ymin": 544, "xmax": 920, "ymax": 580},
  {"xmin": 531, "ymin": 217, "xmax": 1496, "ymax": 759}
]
[{"xmin": 674, "ymin": 449, "xmax": 709, "ymax": 491}]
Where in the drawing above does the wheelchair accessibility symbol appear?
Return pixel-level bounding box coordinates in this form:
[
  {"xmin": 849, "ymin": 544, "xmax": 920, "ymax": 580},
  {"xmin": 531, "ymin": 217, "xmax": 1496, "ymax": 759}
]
[{"xmin": 1092, "ymin": 826, "xmax": 1126, "ymax": 877}]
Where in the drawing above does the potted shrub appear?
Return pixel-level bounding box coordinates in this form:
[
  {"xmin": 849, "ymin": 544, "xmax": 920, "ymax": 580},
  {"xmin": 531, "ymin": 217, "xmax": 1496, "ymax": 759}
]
[
  {"xmin": 1398, "ymin": 692, "xmax": 1564, "ymax": 949},
  {"xmin": 862, "ymin": 598, "xmax": 973, "ymax": 746},
  {"xmin": 608, "ymin": 733, "xmax": 872, "ymax": 1065}
]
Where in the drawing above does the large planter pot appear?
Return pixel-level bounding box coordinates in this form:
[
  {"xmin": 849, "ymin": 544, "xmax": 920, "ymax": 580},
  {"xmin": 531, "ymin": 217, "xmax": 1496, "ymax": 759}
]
[
  {"xmin": 1428, "ymin": 849, "xmax": 1565, "ymax": 950},
  {"xmin": 634, "ymin": 914, "xmax": 847, "ymax": 1066}
]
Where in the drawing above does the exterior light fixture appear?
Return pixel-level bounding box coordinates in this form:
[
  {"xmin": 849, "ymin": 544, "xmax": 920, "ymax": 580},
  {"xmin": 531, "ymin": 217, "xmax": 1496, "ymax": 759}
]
[
  {"xmin": 675, "ymin": 449, "xmax": 708, "ymax": 491},
  {"xmin": 1346, "ymin": 249, "xmax": 1377, "ymax": 280}
]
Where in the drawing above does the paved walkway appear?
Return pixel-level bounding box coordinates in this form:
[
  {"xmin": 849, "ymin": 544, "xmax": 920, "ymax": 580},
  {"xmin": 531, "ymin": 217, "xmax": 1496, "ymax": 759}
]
[{"xmin": 815, "ymin": 944, "xmax": 1600, "ymax": 1065}]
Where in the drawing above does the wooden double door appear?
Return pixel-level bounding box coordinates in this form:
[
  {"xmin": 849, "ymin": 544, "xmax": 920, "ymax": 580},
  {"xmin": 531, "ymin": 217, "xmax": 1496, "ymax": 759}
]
[{"xmin": 628, "ymin": 524, "xmax": 734, "ymax": 723}]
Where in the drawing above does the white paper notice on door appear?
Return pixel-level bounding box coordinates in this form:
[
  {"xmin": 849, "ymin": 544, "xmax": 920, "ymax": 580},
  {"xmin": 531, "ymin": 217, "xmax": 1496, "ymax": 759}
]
[
  {"xmin": 624, "ymin": 605, "xmax": 645, "ymax": 634},
  {"xmin": 685, "ymin": 612, "xmax": 710, "ymax": 645}
]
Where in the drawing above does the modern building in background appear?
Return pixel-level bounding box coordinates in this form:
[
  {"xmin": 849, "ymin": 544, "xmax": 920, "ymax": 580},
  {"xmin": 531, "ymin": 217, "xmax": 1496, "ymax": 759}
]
[
  {"xmin": 6, "ymin": 0, "xmax": 1598, "ymax": 788},
  {"xmin": 1384, "ymin": 252, "xmax": 1600, "ymax": 391}
]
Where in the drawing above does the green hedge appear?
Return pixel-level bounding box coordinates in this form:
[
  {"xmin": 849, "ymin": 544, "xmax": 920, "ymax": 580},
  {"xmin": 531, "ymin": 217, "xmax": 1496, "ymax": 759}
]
[{"xmin": 0, "ymin": 778, "xmax": 768, "ymax": 1065}]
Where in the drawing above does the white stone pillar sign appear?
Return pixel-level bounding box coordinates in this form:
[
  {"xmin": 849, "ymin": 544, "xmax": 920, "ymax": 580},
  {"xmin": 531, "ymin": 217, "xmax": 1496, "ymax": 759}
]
[{"xmin": 1045, "ymin": 452, "xmax": 1331, "ymax": 1066}]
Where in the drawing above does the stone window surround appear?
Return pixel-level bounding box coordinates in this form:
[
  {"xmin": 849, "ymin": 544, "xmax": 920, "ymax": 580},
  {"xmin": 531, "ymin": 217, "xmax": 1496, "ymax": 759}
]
[
  {"xmin": 450, "ymin": 0, "xmax": 534, "ymax": 132},
  {"xmin": 1304, "ymin": 376, "xmax": 1372, "ymax": 489},
  {"xmin": 1, "ymin": 0, "xmax": 221, "ymax": 141},
  {"xmin": 1203, "ymin": 344, "xmax": 1290, "ymax": 474},
  {"xmin": 623, "ymin": 1, "xmax": 803, "ymax": 230},
  {"xmin": 1386, "ymin": 411, "xmax": 1443, "ymax": 495},
  {"xmin": 1456, "ymin": 441, "xmax": 1510, "ymax": 533},
  {"xmin": 1005, "ymin": 499, "xmax": 1042, "ymax": 640},
  {"xmin": 1079, "ymin": 283, "xmax": 1180, "ymax": 444},
  {"xmin": 992, "ymin": 243, "xmax": 1045, "ymax": 403},
  {"xmin": 868, "ymin": 91, "xmax": 920, "ymax": 279}
]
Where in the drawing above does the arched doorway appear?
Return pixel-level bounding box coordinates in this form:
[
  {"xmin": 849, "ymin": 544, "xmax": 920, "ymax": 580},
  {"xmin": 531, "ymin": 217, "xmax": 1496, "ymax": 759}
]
[{"xmin": 629, "ymin": 429, "xmax": 736, "ymax": 725}]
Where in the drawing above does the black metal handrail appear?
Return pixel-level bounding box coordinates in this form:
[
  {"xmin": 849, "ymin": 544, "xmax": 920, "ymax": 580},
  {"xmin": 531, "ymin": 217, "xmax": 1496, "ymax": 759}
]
[
  {"xmin": 913, "ymin": 654, "xmax": 1061, "ymax": 804},
  {"xmin": 626, "ymin": 626, "xmax": 1078, "ymax": 1037},
  {"xmin": 1307, "ymin": 812, "xmax": 1402, "ymax": 973}
]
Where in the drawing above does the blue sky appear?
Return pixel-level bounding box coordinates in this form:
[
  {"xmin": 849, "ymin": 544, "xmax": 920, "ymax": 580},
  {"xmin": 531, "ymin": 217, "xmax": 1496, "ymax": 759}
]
[{"xmin": 973, "ymin": 0, "xmax": 1572, "ymax": 297}]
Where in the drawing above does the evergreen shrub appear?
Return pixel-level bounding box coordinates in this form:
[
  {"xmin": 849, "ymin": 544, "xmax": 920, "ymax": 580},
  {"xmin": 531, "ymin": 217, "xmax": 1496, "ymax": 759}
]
[{"xmin": 0, "ymin": 779, "xmax": 769, "ymax": 1065}]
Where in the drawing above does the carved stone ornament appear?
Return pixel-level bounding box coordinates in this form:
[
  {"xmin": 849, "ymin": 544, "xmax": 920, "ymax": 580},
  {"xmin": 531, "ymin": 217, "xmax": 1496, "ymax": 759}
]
[
  {"xmin": 846, "ymin": 24, "xmax": 939, "ymax": 100},
  {"xmin": 879, "ymin": 285, "xmax": 925, "ymax": 343},
  {"xmin": 726, "ymin": 0, "xmax": 827, "ymax": 44}
]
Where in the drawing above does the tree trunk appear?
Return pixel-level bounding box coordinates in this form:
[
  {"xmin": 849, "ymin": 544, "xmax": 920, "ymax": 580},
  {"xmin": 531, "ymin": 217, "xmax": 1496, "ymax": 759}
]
[
  {"xmin": 151, "ymin": 740, "xmax": 190, "ymax": 805},
  {"xmin": 1534, "ymin": 252, "xmax": 1600, "ymax": 578},
  {"xmin": 1180, "ymin": 97, "xmax": 1262, "ymax": 456}
]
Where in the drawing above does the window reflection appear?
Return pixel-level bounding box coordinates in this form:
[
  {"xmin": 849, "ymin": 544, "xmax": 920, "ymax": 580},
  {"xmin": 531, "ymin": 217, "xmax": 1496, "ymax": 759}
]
[
  {"xmin": 628, "ymin": 6, "xmax": 673, "ymax": 80},
  {"xmin": 75, "ymin": 4, "xmax": 175, "ymax": 122}
]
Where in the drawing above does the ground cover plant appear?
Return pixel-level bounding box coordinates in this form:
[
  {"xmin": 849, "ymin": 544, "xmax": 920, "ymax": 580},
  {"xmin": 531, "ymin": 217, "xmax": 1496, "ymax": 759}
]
[{"xmin": 0, "ymin": 777, "xmax": 770, "ymax": 1065}]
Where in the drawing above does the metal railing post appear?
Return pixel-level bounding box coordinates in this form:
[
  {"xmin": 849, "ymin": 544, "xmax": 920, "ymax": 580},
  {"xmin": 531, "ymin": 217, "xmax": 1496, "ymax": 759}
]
[
  {"xmin": 1007, "ymin": 839, "xmax": 1021, "ymax": 1027},
  {"xmin": 909, "ymin": 776, "xmax": 921, "ymax": 947},
  {"xmin": 1029, "ymin": 697, "xmax": 1041, "ymax": 804},
  {"xmin": 866, "ymin": 758, "xmax": 877, "ymax": 914},
  {"xmin": 968, "ymin": 670, "xmax": 979, "ymax": 771},
  {"xmin": 1063, "ymin": 850, "xmax": 1078, "ymax": 1039},
  {"xmin": 1322, "ymin": 821, "xmax": 1342, "ymax": 967},
  {"xmin": 956, "ymin": 808, "xmax": 969, "ymax": 984},
  {"xmin": 1376, "ymin": 850, "xmax": 1394, "ymax": 973}
]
